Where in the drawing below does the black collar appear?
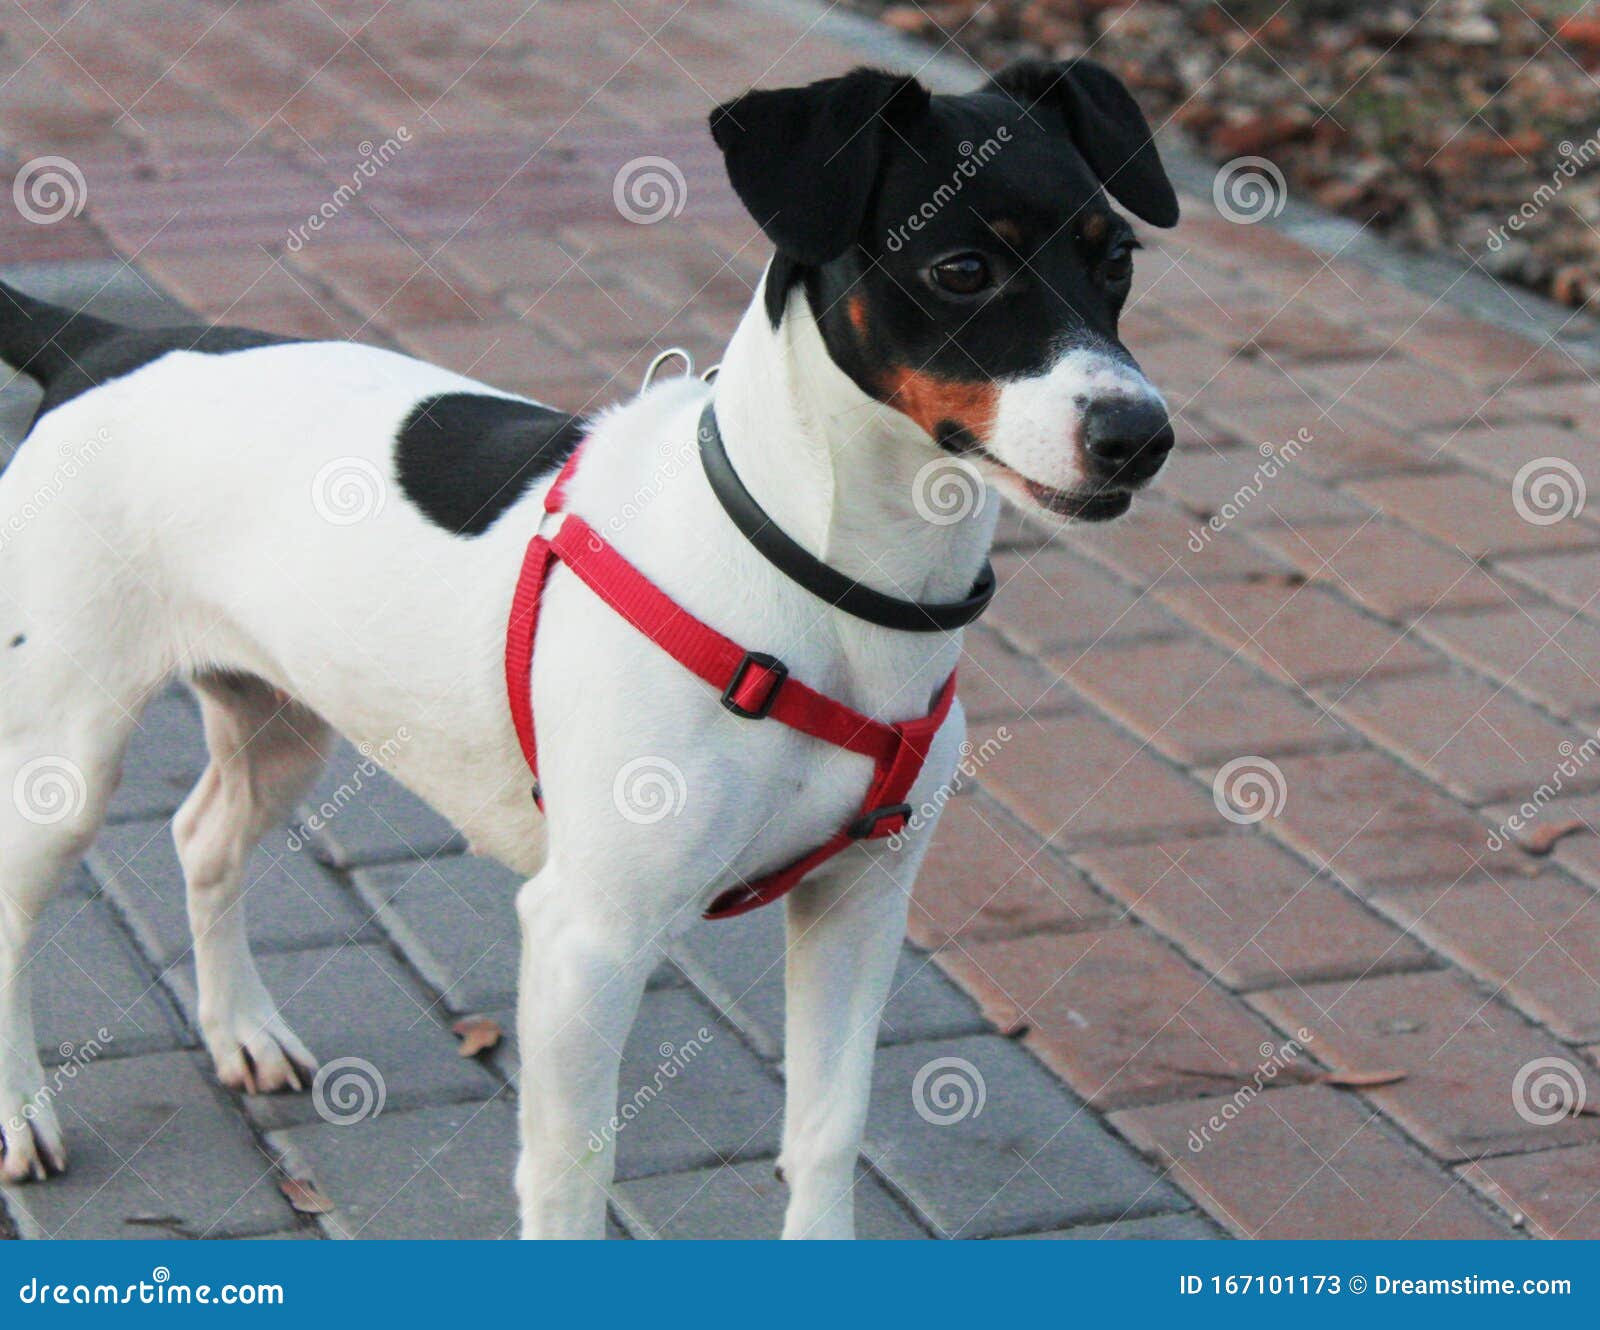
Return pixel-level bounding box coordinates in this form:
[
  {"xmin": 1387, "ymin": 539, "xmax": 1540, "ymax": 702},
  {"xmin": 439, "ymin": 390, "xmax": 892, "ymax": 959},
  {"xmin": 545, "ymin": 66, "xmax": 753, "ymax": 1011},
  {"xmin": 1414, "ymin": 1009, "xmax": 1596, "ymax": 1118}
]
[{"xmin": 696, "ymin": 401, "xmax": 995, "ymax": 633}]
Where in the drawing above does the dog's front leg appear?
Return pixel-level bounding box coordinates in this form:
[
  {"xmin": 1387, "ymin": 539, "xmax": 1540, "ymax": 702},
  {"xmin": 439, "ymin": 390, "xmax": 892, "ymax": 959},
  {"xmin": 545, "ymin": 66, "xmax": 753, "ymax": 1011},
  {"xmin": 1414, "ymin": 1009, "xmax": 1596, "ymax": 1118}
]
[
  {"xmin": 514, "ymin": 866, "xmax": 655, "ymax": 1239},
  {"xmin": 779, "ymin": 856, "xmax": 912, "ymax": 1239}
]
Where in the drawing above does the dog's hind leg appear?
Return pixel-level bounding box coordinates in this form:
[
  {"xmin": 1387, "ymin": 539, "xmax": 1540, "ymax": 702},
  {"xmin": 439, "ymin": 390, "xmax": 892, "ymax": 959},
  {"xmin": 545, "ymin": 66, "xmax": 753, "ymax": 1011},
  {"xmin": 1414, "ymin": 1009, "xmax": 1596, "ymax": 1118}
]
[{"xmin": 175, "ymin": 673, "xmax": 332, "ymax": 1095}]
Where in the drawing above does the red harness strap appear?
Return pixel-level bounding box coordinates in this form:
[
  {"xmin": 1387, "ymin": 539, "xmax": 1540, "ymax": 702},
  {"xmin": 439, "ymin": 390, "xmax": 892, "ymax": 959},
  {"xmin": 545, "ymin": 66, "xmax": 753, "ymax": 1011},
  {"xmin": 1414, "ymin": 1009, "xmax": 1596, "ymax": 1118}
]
[{"xmin": 504, "ymin": 446, "xmax": 958, "ymax": 920}]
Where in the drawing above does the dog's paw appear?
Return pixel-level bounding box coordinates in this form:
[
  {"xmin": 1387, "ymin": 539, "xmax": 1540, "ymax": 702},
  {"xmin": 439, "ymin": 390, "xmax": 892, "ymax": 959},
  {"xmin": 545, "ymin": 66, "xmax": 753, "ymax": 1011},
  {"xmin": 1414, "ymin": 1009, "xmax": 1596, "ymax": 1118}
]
[
  {"xmin": 205, "ymin": 1012, "xmax": 318, "ymax": 1096},
  {"xmin": 0, "ymin": 1095, "xmax": 67, "ymax": 1183}
]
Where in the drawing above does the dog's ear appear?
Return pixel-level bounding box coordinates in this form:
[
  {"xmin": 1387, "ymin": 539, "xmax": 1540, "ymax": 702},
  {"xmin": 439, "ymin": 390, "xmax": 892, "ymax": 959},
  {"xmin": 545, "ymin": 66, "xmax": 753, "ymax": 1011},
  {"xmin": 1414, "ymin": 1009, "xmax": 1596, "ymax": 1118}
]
[
  {"xmin": 710, "ymin": 68, "xmax": 930, "ymax": 264},
  {"xmin": 989, "ymin": 58, "xmax": 1179, "ymax": 228}
]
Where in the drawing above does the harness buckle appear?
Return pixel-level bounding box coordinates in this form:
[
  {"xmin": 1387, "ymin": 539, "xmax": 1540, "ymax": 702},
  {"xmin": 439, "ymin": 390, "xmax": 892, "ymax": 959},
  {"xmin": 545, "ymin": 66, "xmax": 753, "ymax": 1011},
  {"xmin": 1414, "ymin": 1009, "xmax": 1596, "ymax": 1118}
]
[
  {"xmin": 847, "ymin": 803, "xmax": 913, "ymax": 840},
  {"xmin": 721, "ymin": 651, "xmax": 788, "ymax": 719}
]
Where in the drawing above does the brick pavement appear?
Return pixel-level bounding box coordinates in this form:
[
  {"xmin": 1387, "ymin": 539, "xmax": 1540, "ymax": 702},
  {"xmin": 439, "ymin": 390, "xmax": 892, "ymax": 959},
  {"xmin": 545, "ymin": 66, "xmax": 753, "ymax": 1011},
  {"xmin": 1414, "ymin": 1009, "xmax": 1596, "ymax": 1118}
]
[{"xmin": 0, "ymin": 0, "xmax": 1598, "ymax": 1239}]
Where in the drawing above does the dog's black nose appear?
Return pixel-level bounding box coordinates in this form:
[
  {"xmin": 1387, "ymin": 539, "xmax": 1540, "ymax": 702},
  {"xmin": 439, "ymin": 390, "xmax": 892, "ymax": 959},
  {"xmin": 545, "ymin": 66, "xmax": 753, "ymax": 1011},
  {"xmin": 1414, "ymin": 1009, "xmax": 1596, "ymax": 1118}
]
[{"xmin": 1083, "ymin": 397, "xmax": 1174, "ymax": 484}]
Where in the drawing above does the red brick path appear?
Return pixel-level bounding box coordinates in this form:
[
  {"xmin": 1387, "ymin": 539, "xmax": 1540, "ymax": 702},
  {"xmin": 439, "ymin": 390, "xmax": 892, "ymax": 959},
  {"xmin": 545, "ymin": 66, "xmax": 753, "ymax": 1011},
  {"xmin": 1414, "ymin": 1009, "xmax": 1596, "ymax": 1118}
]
[{"xmin": 3, "ymin": 0, "xmax": 1599, "ymax": 1238}]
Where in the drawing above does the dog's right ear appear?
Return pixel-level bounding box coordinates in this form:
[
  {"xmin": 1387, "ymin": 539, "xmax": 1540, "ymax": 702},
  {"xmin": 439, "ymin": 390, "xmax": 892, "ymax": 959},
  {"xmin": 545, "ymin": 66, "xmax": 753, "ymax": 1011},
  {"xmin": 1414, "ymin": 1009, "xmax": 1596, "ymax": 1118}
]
[{"xmin": 710, "ymin": 68, "xmax": 929, "ymax": 265}]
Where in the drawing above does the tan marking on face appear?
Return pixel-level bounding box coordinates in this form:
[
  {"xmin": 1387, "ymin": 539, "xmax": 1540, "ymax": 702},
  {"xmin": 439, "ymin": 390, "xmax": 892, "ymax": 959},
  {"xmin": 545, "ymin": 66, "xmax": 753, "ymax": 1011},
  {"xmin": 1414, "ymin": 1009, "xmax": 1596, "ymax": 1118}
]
[
  {"xmin": 847, "ymin": 293, "xmax": 869, "ymax": 338},
  {"xmin": 881, "ymin": 367, "xmax": 999, "ymax": 440},
  {"xmin": 988, "ymin": 218, "xmax": 1024, "ymax": 247},
  {"xmin": 1083, "ymin": 213, "xmax": 1110, "ymax": 245}
]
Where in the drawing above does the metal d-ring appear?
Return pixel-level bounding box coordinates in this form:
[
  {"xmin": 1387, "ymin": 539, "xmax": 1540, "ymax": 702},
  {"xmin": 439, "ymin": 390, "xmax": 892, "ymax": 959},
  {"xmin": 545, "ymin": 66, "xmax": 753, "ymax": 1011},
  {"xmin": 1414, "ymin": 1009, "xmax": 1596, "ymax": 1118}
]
[
  {"xmin": 641, "ymin": 347, "xmax": 694, "ymax": 391},
  {"xmin": 701, "ymin": 363, "xmax": 720, "ymax": 383}
]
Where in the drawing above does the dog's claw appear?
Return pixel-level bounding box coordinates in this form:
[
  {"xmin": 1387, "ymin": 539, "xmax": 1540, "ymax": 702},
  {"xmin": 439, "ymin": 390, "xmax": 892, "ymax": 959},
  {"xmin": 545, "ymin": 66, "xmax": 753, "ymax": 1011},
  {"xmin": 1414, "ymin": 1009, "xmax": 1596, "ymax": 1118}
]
[
  {"xmin": 209, "ymin": 1014, "xmax": 318, "ymax": 1097},
  {"xmin": 0, "ymin": 1102, "xmax": 68, "ymax": 1184}
]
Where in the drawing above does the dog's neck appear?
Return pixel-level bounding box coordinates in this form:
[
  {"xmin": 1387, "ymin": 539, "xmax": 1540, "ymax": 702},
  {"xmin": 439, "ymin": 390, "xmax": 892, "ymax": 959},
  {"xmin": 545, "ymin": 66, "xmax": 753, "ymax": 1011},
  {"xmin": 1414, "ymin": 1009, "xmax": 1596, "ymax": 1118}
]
[{"xmin": 708, "ymin": 270, "xmax": 997, "ymax": 607}]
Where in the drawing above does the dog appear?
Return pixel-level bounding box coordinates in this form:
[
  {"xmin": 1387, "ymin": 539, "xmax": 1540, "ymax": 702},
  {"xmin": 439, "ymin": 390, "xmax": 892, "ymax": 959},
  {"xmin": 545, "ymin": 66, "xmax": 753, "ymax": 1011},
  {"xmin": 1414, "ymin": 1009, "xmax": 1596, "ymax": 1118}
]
[{"xmin": 0, "ymin": 57, "xmax": 1177, "ymax": 1238}]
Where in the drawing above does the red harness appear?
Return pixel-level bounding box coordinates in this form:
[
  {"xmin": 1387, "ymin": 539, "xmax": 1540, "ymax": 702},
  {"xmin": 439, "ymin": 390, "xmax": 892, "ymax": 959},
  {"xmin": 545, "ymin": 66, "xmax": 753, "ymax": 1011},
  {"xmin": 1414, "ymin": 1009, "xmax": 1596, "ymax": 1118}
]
[{"xmin": 504, "ymin": 447, "xmax": 957, "ymax": 920}]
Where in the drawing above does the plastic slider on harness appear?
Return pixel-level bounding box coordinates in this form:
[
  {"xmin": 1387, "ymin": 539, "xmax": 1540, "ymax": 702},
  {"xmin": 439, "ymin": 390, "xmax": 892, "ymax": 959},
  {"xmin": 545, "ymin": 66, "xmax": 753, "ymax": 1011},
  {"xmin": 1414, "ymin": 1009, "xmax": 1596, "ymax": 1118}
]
[{"xmin": 504, "ymin": 399, "xmax": 983, "ymax": 920}]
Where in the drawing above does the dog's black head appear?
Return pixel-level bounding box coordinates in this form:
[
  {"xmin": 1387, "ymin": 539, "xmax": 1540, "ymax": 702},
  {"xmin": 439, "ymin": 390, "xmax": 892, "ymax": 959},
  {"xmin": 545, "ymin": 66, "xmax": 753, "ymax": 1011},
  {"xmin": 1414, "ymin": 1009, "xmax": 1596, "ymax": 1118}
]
[{"xmin": 711, "ymin": 59, "xmax": 1179, "ymax": 522}]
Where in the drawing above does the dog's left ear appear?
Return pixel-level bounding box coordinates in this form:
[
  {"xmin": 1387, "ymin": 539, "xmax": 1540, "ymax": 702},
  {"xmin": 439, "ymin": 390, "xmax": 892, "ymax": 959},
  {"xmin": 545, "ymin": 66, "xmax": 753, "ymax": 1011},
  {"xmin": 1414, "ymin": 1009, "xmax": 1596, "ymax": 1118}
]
[
  {"xmin": 989, "ymin": 58, "xmax": 1179, "ymax": 228},
  {"xmin": 710, "ymin": 68, "xmax": 930, "ymax": 264}
]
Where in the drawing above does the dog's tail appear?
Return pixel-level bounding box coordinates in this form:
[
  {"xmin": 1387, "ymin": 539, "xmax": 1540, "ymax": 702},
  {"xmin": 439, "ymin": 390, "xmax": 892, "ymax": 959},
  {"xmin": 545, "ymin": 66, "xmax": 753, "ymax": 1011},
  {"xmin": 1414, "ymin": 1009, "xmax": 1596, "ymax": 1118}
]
[{"xmin": 0, "ymin": 280, "xmax": 119, "ymax": 387}]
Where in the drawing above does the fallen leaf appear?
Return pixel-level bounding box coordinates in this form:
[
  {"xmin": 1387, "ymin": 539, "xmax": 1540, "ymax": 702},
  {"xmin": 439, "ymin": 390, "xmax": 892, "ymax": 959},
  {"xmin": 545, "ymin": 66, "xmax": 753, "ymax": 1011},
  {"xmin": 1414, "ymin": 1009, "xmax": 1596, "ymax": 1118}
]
[
  {"xmin": 1322, "ymin": 1068, "xmax": 1408, "ymax": 1089},
  {"xmin": 279, "ymin": 1178, "xmax": 333, "ymax": 1214},
  {"xmin": 452, "ymin": 1014, "xmax": 503, "ymax": 1058},
  {"xmin": 1524, "ymin": 820, "xmax": 1587, "ymax": 856}
]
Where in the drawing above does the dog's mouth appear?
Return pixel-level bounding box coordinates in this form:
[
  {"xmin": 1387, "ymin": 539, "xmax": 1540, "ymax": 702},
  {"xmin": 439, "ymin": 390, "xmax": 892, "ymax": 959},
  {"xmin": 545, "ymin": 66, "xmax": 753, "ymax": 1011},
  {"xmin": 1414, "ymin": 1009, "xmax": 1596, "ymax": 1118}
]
[{"xmin": 1022, "ymin": 481, "xmax": 1134, "ymax": 522}]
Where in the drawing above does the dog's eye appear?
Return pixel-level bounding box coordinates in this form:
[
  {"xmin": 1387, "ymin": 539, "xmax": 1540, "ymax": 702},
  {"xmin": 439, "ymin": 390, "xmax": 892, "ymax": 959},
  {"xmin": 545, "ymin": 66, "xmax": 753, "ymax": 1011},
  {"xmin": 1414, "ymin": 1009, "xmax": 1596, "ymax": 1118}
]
[
  {"xmin": 929, "ymin": 253, "xmax": 992, "ymax": 296},
  {"xmin": 1101, "ymin": 241, "xmax": 1138, "ymax": 284}
]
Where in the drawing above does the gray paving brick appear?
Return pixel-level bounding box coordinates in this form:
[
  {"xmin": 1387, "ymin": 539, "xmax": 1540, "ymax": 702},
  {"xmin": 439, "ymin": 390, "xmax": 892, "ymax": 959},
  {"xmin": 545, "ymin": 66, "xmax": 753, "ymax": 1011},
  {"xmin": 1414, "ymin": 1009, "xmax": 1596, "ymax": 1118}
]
[
  {"xmin": 0, "ymin": 259, "xmax": 189, "ymax": 328},
  {"xmin": 1005, "ymin": 1213, "xmax": 1223, "ymax": 1240},
  {"xmin": 295, "ymin": 743, "xmax": 464, "ymax": 867},
  {"xmin": 91, "ymin": 818, "xmax": 367, "ymax": 969},
  {"xmin": 0, "ymin": 377, "xmax": 40, "ymax": 457},
  {"xmin": 29, "ymin": 873, "xmax": 186, "ymax": 1061},
  {"xmin": 614, "ymin": 1157, "xmax": 928, "ymax": 1240},
  {"xmin": 164, "ymin": 943, "xmax": 497, "ymax": 1130},
  {"xmin": 864, "ymin": 1036, "xmax": 1185, "ymax": 1239},
  {"xmin": 268, "ymin": 1099, "xmax": 517, "ymax": 1239},
  {"xmin": 669, "ymin": 906, "xmax": 987, "ymax": 1059},
  {"xmin": 108, "ymin": 688, "xmax": 209, "ymax": 824},
  {"xmin": 353, "ymin": 856, "xmax": 681, "ymax": 1016},
  {"xmin": 0, "ymin": 1050, "xmax": 293, "ymax": 1239}
]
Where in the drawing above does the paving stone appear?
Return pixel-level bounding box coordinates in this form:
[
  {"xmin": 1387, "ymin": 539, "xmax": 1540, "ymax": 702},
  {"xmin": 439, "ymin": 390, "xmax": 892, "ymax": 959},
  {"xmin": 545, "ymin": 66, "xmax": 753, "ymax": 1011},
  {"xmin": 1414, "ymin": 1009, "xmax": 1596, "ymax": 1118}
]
[
  {"xmin": 1377, "ymin": 871, "xmax": 1600, "ymax": 1043},
  {"xmin": 268, "ymin": 1098, "xmax": 517, "ymax": 1240},
  {"xmin": 1246, "ymin": 518, "xmax": 1506, "ymax": 617},
  {"xmin": 1005, "ymin": 1212, "xmax": 1221, "ymax": 1239},
  {"xmin": 1436, "ymin": 418, "xmax": 1600, "ymax": 487},
  {"xmin": 1153, "ymin": 579, "xmax": 1436, "ymax": 687},
  {"xmin": 1111, "ymin": 1084, "xmax": 1514, "ymax": 1238},
  {"xmin": 908, "ymin": 793, "xmax": 1116, "ymax": 949},
  {"xmin": 1346, "ymin": 470, "xmax": 1600, "ymax": 558},
  {"xmin": 1154, "ymin": 448, "xmax": 1373, "ymax": 528},
  {"xmin": 295, "ymin": 743, "xmax": 465, "ymax": 867},
  {"xmin": 1202, "ymin": 397, "xmax": 1426, "ymax": 481},
  {"xmin": 613, "ymin": 1158, "xmax": 927, "ymax": 1240},
  {"xmin": 1494, "ymin": 549, "xmax": 1600, "ymax": 623},
  {"xmin": 1460, "ymin": 1145, "xmax": 1600, "ymax": 1239},
  {"xmin": 166, "ymin": 943, "xmax": 497, "ymax": 1130},
  {"xmin": 1414, "ymin": 604, "xmax": 1600, "ymax": 722},
  {"xmin": 1060, "ymin": 501, "xmax": 1291, "ymax": 586},
  {"xmin": 90, "ymin": 818, "xmax": 365, "ymax": 968},
  {"xmin": 957, "ymin": 625, "xmax": 1078, "ymax": 722},
  {"xmin": 669, "ymin": 903, "xmax": 985, "ymax": 1061},
  {"xmin": 863, "ymin": 1035, "xmax": 1185, "ymax": 1238},
  {"xmin": 1, "ymin": 1050, "xmax": 293, "ymax": 1239},
  {"xmin": 1076, "ymin": 834, "xmax": 1427, "ymax": 990},
  {"xmin": 0, "ymin": 258, "xmax": 188, "ymax": 328},
  {"xmin": 986, "ymin": 549, "xmax": 1180, "ymax": 655},
  {"xmin": 28, "ymin": 874, "xmax": 187, "ymax": 1061},
  {"xmin": 108, "ymin": 688, "xmax": 208, "ymax": 824},
  {"xmin": 977, "ymin": 711, "xmax": 1218, "ymax": 846},
  {"xmin": 1299, "ymin": 355, "xmax": 1490, "ymax": 431},
  {"xmin": 1251, "ymin": 970, "xmax": 1600, "ymax": 1162},
  {"xmin": 1326, "ymin": 671, "xmax": 1597, "ymax": 804},
  {"xmin": 1057, "ymin": 636, "xmax": 1344, "ymax": 763},
  {"xmin": 940, "ymin": 927, "xmax": 1283, "ymax": 1109}
]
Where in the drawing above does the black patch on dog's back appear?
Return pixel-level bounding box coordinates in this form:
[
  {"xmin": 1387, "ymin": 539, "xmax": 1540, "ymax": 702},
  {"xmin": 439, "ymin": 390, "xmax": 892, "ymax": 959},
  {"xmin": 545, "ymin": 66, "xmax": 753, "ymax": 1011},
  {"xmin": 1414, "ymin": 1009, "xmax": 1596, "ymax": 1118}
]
[{"xmin": 395, "ymin": 392, "xmax": 586, "ymax": 537}]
